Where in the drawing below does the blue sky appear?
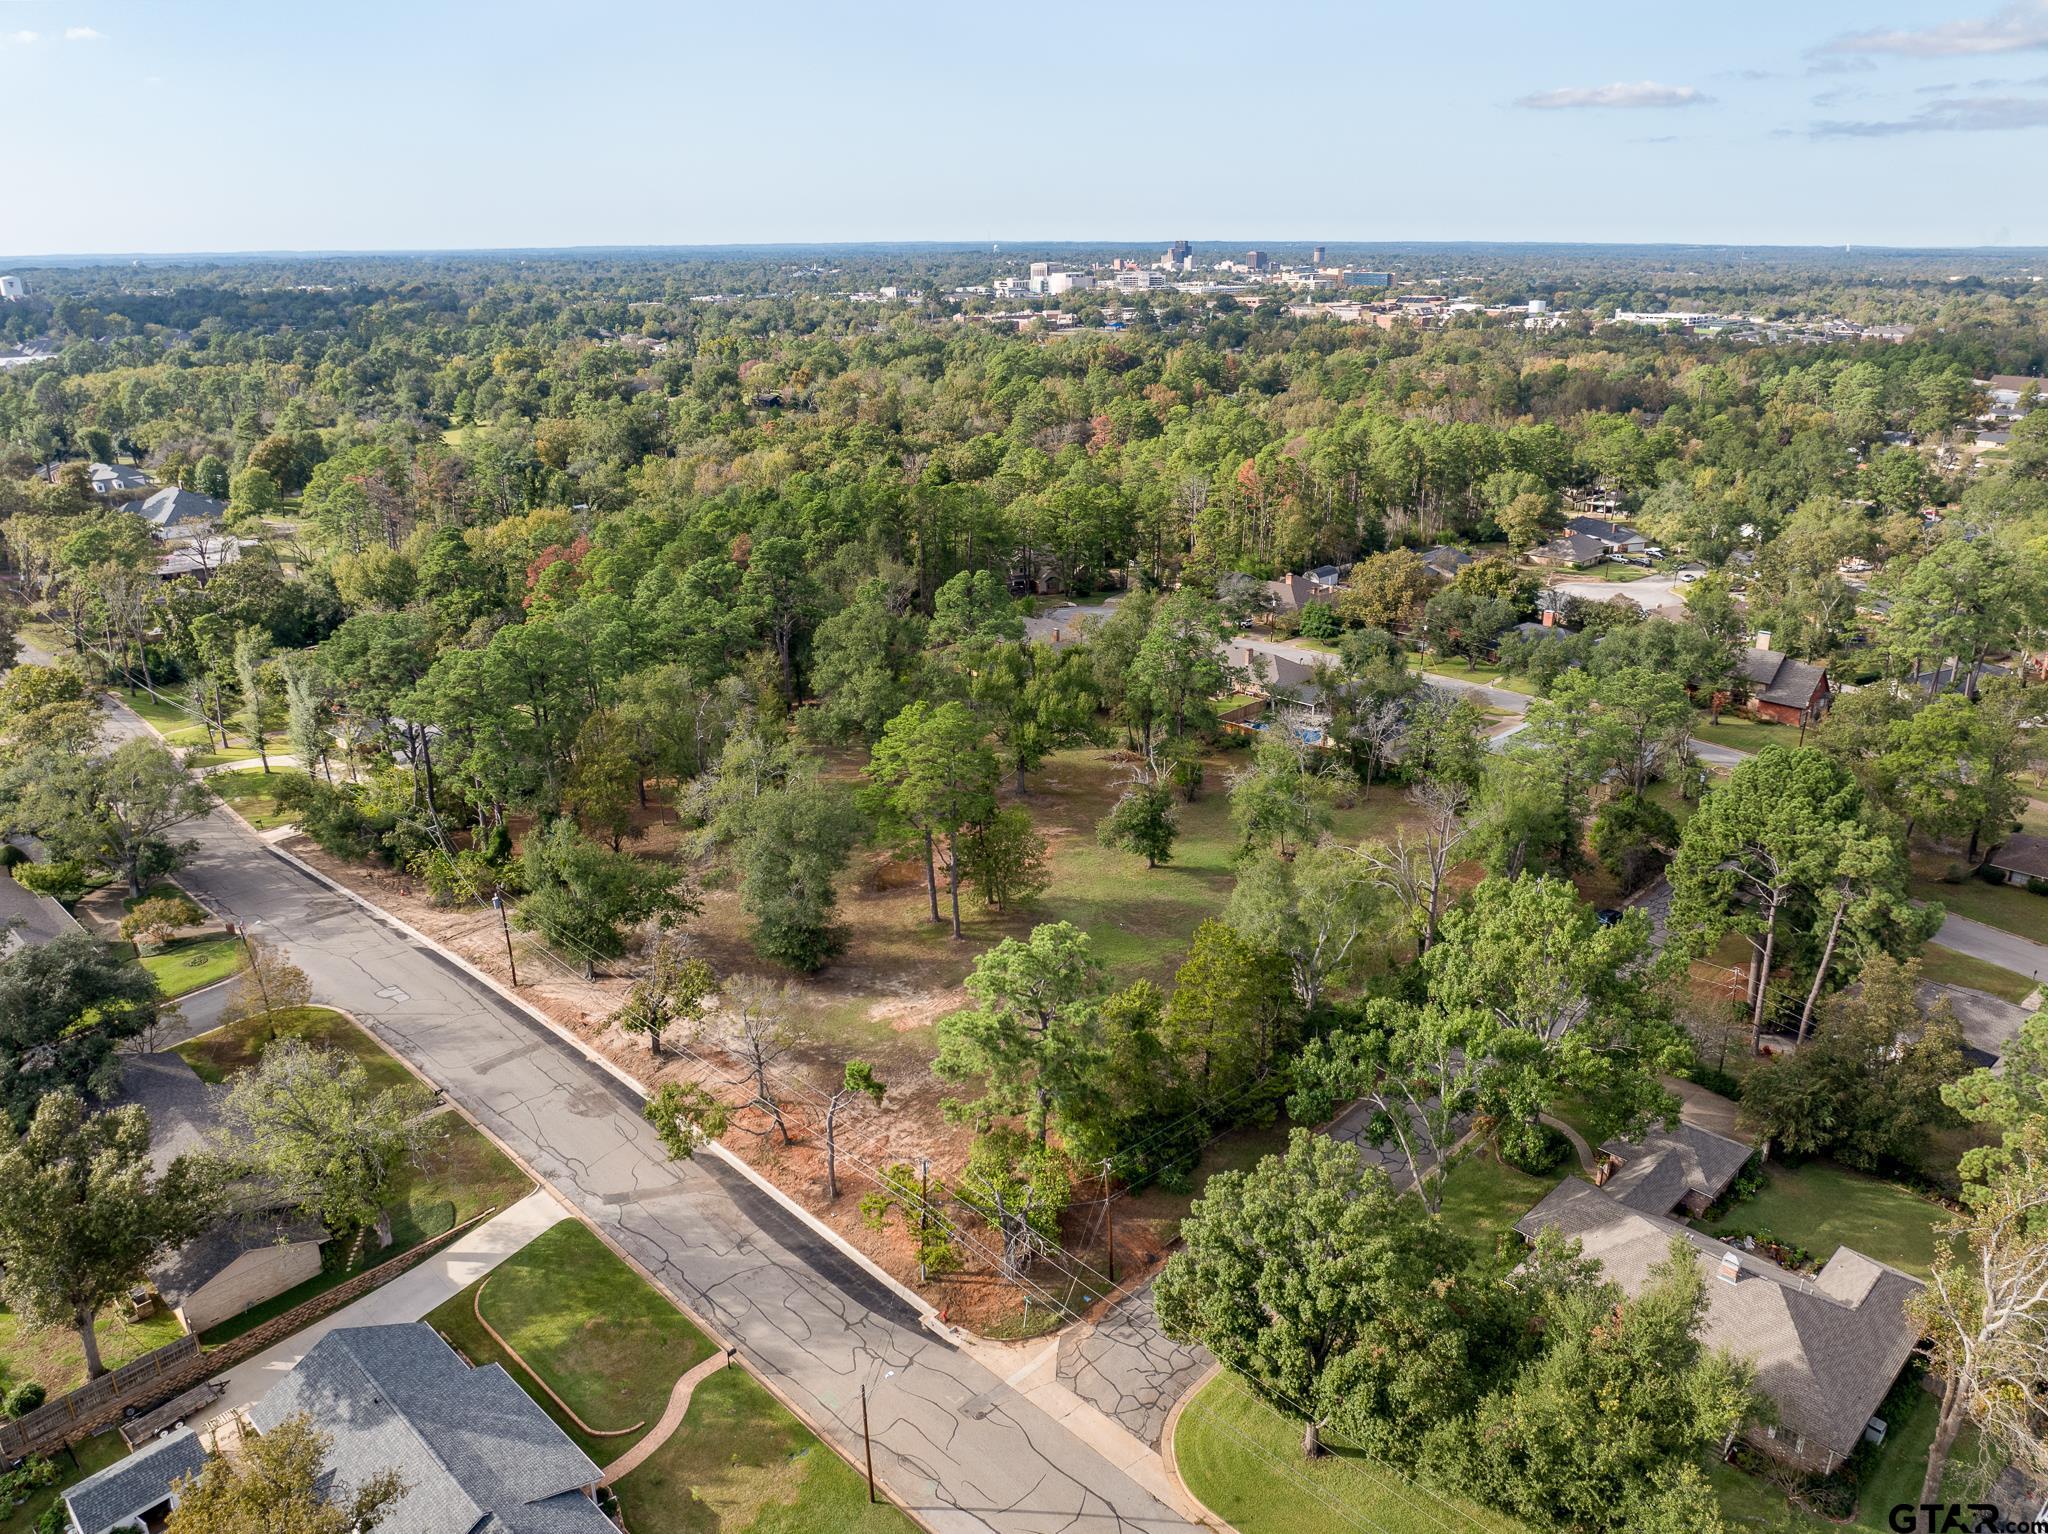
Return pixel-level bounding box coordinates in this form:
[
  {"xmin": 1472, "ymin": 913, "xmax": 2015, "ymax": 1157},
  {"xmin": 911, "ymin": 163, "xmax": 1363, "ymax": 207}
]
[{"xmin": 5, "ymin": 0, "xmax": 2048, "ymax": 255}]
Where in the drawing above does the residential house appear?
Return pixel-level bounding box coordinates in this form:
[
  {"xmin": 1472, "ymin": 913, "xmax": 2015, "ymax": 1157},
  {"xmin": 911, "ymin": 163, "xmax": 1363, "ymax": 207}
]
[
  {"xmin": 1735, "ymin": 639, "xmax": 1830, "ymax": 727},
  {"xmin": 1419, "ymin": 545, "xmax": 1473, "ymax": 582},
  {"xmin": 0, "ymin": 867, "xmax": 84, "ymax": 952},
  {"xmin": 131, "ymin": 486, "xmax": 226, "ymax": 539},
  {"xmin": 1224, "ymin": 641, "xmax": 1331, "ymax": 743},
  {"xmin": 152, "ymin": 1208, "xmax": 329, "ymax": 1334},
  {"xmin": 1306, "ymin": 563, "xmax": 1346, "ymax": 592},
  {"xmin": 116, "ymin": 1052, "xmax": 331, "ymax": 1334},
  {"xmin": 1983, "ymin": 833, "xmax": 2048, "ymax": 890},
  {"xmin": 61, "ymin": 1425, "xmax": 208, "ymax": 1534},
  {"xmin": 1563, "ymin": 515, "xmax": 1649, "ymax": 556},
  {"xmin": 88, "ymin": 462, "xmax": 153, "ymax": 497},
  {"xmin": 248, "ymin": 1323, "xmax": 614, "ymax": 1534},
  {"xmin": 155, "ymin": 535, "xmax": 249, "ymax": 583},
  {"xmin": 1594, "ymin": 1122, "xmax": 1754, "ymax": 1219},
  {"xmin": 1535, "ymin": 530, "xmax": 1605, "ymax": 568},
  {"xmin": 1260, "ymin": 572, "xmax": 1323, "ymax": 617},
  {"xmin": 1516, "ymin": 1175, "xmax": 1923, "ymax": 1474},
  {"xmin": 1984, "ymin": 375, "xmax": 2046, "ymax": 413}
]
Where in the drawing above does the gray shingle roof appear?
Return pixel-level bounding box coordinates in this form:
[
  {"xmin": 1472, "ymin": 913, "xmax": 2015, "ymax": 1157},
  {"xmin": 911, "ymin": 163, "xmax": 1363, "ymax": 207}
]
[
  {"xmin": 0, "ymin": 869, "xmax": 82, "ymax": 951},
  {"xmin": 132, "ymin": 486, "xmax": 226, "ymax": 531},
  {"xmin": 151, "ymin": 1207, "xmax": 328, "ymax": 1307},
  {"xmin": 1736, "ymin": 647, "xmax": 1828, "ymax": 709},
  {"xmin": 63, "ymin": 1425, "xmax": 207, "ymax": 1534},
  {"xmin": 1515, "ymin": 1178, "xmax": 1923, "ymax": 1464},
  {"xmin": 1543, "ymin": 530, "xmax": 1605, "ymax": 565},
  {"xmin": 248, "ymin": 1324, "xmax": 610, "ymax": 1534},
  {"xmin": 112, "ymin": 1052, "xmax": 221, "ymax": 1171},
  {"xmin": 1987, "ymin": 833, "xmax": 2048, "ymax": 881},
  {"xmin": 1600, "ymin": 1122, "xmax": 1754, "ymax": 1212}
]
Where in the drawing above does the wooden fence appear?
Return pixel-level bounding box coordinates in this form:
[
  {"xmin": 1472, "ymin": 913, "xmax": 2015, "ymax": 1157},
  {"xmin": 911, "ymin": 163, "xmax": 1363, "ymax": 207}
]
[{"xmin": 0, "ymin": 1204, "xmax": 501, "ymax": 1462}]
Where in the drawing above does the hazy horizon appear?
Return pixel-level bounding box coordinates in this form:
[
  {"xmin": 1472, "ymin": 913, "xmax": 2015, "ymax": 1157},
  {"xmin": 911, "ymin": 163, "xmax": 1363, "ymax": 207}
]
[{"xmin": 6, "ymin": 0, "xmax": 2048, "ymax": 253}]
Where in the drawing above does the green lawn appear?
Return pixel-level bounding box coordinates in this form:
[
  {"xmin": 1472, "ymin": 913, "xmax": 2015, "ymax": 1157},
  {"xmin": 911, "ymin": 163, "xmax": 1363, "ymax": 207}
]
[
  {"xmin": 176, "ymin": 1005, "xmax": 416, "ymax": 1095},
  {"xmin": 201, "ymin": 1110, "xmax": 531, "ymax": 1344},
  {"xmin": 138, "ymin": 932, "xmax": 244, "ymax": 997},
  {"xmin": 1175, "ymin": 1371, "xmax": 1525, "ymax": 1534},
  {"xmin": 425, "ymin": 1220, "xmax": 714, "ymax": 1462},
  {"xmin": 0, "ymin": 1302, "xmax": 186, "ymax": 1399},
  {"xmin": 184, "ymin": 744, "xmax": 266, "ymax": 769},
  {"xmin": 1918, "ymin": 941, "xmax": 2040, "ymax": 1005},
  {"xmin": 1912, "ymin": 876, "xmax": 2048, "ymax": 951},
  {"xmin": 1689, "ymin": 712, "xmax": 1797, "ymax": 757},
  {"xmin": 1417, "ymin": 655, "xmax": 1541, "ymax": 696},
  {"xmin": 1703, "ymin": 1160, "xmax": 1949, "ymax": 1278},
  {"xmin": 1433, "ymin": 1153, "xmax": 1561, "ymax": 1248},
  {"xmin": 114, "ymin": 686, "xmax": 211, "ymax": 747},
  {"xmin": 1706, "ymin": 1378, "xmax": 1971, "ymax": 1532},
  {"xmin": 613, "ymin": 1365, "xmax": 917, "ymax": 1534},
  {"xmin": 0, "ymin": 1431, "xmax": 127, "ymax": 1534},
  {"xmin": 421, "ymin": 1220, "xmax": 913, "ymax": 1534},
  {"xmin": 208, "ymin": 766, "xmax": 310, "ymax": 830}
]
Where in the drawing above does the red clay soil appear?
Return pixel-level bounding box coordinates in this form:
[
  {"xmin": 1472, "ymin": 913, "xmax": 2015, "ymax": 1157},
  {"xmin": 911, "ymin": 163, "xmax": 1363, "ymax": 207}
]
[{"xmin": 278, "ymin": 832, "xmax": 1137, "ymax": 1337}]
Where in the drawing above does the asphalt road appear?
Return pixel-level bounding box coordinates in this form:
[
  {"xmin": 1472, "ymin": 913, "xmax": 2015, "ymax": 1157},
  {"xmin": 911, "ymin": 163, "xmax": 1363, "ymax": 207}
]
[
  {"xmin": 86, "ymin": 692, "xmax": 1195, "ymax": 1533},
  {"xmin": 1932, "ymin": 910, "xmax": 2048, "ymax": 989}
]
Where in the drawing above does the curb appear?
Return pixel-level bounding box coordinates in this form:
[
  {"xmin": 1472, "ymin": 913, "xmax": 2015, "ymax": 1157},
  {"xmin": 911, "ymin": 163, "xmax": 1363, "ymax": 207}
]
[
  {"xmin": 251, "ymin": 830, "xmax": 948, "ymax": 1337},
  {"xmin": 1159, "ymin": 1363, "xmax": 1235, "ymax": 1533},
  {"xmin": 121, "ymin": 687, "xmax": 945, "ymax": 1341}
]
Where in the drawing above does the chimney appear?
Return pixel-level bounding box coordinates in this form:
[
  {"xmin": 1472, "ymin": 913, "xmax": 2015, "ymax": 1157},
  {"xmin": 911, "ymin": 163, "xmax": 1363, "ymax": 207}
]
[
  {"xmin": 1541, "ymin": 609, "xmax": 1555, "ymax": 627},
  {"xmin": 1717, "ymin": 1251, "xmax": 1743, "ymax": 1286},
  {"xmin": 1751, "ymin": 631, "xmax": 1772, "ymax": 652}
]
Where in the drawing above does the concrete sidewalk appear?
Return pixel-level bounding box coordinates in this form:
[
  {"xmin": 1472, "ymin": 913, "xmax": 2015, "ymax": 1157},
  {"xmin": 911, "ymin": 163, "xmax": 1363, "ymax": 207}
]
[{"xmin": 202, "ymin": 1188, "xmax": 566, "ymax": 1430}]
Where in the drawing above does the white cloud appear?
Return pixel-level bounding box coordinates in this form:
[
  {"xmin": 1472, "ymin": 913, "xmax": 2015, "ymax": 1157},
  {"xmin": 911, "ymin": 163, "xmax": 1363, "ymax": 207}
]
[
  {"xmin": 1811, "ymin": 94, "xmax": 2048, "ymax": 134},
  {"xmin": 1515, "ymin": 81, "xmax": 1712, "ymax": 110},
  {"xmin": 1816, "ymin": 2, "xmax": 2048, "ymax": 59},
  {"xmin": 5, "ymin": 29, "xmax": 39, "ymax": 44},
  {"xmin": 64, "ymin": 26, "xmax": 103, "ymax": 41}
]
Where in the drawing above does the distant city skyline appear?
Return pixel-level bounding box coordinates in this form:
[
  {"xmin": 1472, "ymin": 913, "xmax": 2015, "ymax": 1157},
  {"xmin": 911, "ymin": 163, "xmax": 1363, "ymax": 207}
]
[{"xmin": 5, "ymin": 0, "xmax": 2048, "ymax": 255}]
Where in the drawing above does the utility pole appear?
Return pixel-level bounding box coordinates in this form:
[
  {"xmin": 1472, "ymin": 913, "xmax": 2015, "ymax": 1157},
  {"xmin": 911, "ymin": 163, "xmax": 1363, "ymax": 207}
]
[
  {"xmin": 917, "ymin": 1158, "xmax": 931, "ymax": 1283},
  {"xmin": 493, "ymin": 891, "xmax": 519, "ymax": 987},
  {"xmin": 860, "ymin": 1384, "xmax": 876, "ymax": 1504},
  {"xmin": 1101, "ymin": 1158, "xmax": 1117, "ymax": 1285}
]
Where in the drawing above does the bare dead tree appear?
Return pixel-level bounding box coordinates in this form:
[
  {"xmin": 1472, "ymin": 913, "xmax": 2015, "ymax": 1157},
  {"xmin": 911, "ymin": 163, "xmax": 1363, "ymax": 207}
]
[{"xmin": 1354, "ymin": 778, "xmax": 1470, "ymax": 952}]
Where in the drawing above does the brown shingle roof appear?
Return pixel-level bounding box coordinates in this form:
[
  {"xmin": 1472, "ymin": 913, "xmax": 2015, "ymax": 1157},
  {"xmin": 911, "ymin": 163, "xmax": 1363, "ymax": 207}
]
[{"xmin": 1986, "ymin": 833, "xmax": 2048, "ymax": 882}]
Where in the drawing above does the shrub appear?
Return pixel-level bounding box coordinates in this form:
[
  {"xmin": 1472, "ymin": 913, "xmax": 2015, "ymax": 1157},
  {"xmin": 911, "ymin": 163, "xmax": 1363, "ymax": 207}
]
[
  {"xmin": 3, "ymin": 1379, "xmax": 46, "ymax": 1416},
  {"xmin": 1500, "ymin": 1123, "xmax": 1571, "ymax": 1176},
  {"xmin": 119, "ymin": 895, "xmax": 207, "ymax": 948}
]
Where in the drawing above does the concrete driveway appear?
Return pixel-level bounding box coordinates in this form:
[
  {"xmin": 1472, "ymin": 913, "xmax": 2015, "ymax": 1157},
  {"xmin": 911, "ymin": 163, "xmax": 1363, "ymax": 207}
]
[{"xmin": 1549, "ymin": 570, "xmax": 1693, "ymax": 616}]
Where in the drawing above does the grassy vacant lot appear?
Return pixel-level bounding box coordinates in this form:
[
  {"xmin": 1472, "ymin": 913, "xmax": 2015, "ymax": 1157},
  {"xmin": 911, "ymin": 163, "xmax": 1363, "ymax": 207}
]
[
  {"xmin": 1175, "ymin": 1371, "xmax": 1525, "ymax": 1534},
  {"xmin": 426, "ymin": 1220, "xmax": 714, "ymax": 1462},
  {"xmin": 0, "ymin": 1430, "xmax": 127, "ymax": 1534},
  {"xmin": 614, "ymin": 1366, "xmax": 916, "ymax": 1534},
  {"xmin": 1918, "ymin": 941, "xmax": 2040, "ymax": 1004},
  {"xmin": 1912, "ymin": 875, "xmax": 2048, "ymax": 950},
  {"xmin": 139, "ymin": 932, "xmax": 244, "ymax": 997},
  {"xmin": 208, "ymin": 765, "xmax": 310, "ymax": 830},
  {"xmin": 1704, "ymin": 1160, "xmax": 1950, "ymax": 1278},
  {"xmin": 1434, "ymin": 1154, "xmax": 1561, "ymax": 1249},
  {"xmin": 0, "ymin": 1303, "xmax": 185, "ymax": 1400},
  {"xmin": 177, "ymin": 1004, "xmax": 416, "ymax": 1095}
]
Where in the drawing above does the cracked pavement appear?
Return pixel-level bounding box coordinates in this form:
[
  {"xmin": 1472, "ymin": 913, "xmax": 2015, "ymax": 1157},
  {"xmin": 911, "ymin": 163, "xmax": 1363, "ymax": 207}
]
[{"xmin": 88, "ymin": 695, "xmax": 1199, "ymax": 1533}]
